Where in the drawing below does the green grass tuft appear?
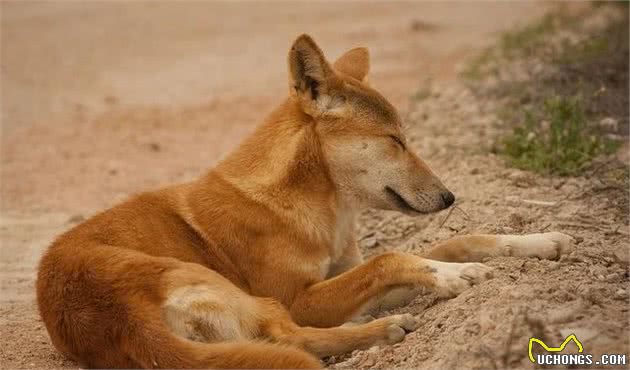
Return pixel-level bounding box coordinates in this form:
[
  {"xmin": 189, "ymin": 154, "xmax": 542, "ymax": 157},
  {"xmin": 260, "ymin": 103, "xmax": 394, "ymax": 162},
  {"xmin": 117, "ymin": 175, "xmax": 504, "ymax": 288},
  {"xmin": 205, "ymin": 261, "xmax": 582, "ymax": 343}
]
[
  {"xmin": 499, "ymin": 14, "xmax": 557, "ymax": 57},
  {"xmin": 460, "ymin": 47, "xmax": 495, "ymax": 80},
  {"xmin": 501, "ymin": 96, "xmax": 619, "ymax": 176},
  {"xmin": 553, "ymin": 32, "xmax": 609, "ymax": 64},
  {"xmin": 461, "ymin": 12, "xmax": 565, "ymax": 80}
]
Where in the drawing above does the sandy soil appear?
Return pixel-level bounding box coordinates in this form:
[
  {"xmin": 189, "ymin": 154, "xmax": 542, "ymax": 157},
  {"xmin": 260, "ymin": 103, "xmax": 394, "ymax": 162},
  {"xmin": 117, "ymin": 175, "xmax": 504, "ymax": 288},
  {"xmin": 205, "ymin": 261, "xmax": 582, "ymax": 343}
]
[{"xmin": 2, "ymin": 2, "xmax": 627, "ymax": 369}]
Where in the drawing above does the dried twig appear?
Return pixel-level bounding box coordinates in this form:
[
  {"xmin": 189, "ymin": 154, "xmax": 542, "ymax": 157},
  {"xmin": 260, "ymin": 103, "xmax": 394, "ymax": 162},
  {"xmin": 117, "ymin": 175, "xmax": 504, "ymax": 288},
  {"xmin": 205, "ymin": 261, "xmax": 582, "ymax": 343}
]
[
  {"xmin": 438, "ymin": 206, "xmax": 457, "ymax": 229},
  {"xmin": 438, "ymin": 205, "xmax": 472, "ymax": 230},
  {"xmin": 522, "ymin": 199, "xmax": 557, "ymax": 206},
  {"xmin": 501, "ymin": 307, "xmax": 524, "ymax": 368},
  {"xmin": 455, "ymin": 205, "xmax": 472, "ymax": 220}
]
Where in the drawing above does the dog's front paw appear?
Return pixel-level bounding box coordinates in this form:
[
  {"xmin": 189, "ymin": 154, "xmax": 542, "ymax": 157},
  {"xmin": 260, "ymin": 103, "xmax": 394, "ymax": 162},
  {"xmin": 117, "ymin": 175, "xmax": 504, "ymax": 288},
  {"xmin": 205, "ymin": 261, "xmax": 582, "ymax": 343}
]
[
  {"xmin": 428, "ymin": 261, "xmax": 494, "ymax": 298},
  {"xmin": 501, "ymin": 232, "xmax": 574, "ymax": 260}
]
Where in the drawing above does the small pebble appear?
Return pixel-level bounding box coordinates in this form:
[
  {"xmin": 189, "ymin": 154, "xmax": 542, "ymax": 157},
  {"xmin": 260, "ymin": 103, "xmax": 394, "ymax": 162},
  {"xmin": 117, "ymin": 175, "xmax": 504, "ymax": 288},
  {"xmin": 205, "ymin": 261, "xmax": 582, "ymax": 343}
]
[
  {"xmin": 605, "ymin": 273, "xmax": 618, "ymax": 282},
  {"xmin": 614, "ymin": 289, "xmax": 628, "ymax": 300}
]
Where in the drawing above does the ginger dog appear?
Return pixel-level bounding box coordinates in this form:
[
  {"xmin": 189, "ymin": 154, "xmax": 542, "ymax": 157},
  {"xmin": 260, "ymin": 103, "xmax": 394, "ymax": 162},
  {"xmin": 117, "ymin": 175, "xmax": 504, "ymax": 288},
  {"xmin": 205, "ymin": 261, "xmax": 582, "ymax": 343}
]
[{"xmin": 37, "ymin": 34, "xmax": 573, "ymax": 368}]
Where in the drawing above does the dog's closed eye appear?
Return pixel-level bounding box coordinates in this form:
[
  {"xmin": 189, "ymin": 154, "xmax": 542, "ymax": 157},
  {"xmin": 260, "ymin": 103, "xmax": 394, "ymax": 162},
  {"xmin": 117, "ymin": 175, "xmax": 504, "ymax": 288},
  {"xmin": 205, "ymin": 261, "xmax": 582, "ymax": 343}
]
[{"xmin": 389, "ymin": 135, "xmax": 406, "ymax": 150}]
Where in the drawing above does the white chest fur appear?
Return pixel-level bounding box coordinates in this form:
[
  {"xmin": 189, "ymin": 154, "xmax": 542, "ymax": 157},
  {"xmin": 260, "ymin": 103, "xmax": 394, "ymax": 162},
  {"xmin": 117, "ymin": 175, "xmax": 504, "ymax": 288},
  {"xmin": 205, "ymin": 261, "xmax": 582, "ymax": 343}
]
[
  {"xmin": 290, "ymin": 202, "xmax": 358, "ymax": 280},
  {"xmin": 330, "ymin": 206, "xmax": 357, "ymax": 261}
]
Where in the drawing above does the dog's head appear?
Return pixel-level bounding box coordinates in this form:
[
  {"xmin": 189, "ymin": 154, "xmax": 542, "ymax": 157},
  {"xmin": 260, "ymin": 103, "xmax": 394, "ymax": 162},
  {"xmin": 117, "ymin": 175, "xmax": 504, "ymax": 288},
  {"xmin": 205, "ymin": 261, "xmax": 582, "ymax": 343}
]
[{"xmin": 288, "ymin": 34, "xmax": 454, "ymax": 215}]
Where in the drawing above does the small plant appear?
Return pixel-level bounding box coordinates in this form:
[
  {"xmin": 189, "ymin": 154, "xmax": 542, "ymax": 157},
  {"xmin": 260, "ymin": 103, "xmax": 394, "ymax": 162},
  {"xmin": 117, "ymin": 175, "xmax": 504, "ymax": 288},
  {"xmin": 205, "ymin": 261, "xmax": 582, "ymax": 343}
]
[
  {"xmin": 460, "ymin": 47, "xmax": 495, "ymax": 80},
  {"xmin": 501, "ymin": 96, "xmax": 619, "ymax": 176},
  {"xmin": 500, "ymin": 14, "xmax": 557, "ymax": 58},
  {"xmin": 461, "ymin": 12, "xmax": 563, "ymax": 80},
  {"xmin": 553, "ymin": 32, "xmax": 609, "ymax": 65}
]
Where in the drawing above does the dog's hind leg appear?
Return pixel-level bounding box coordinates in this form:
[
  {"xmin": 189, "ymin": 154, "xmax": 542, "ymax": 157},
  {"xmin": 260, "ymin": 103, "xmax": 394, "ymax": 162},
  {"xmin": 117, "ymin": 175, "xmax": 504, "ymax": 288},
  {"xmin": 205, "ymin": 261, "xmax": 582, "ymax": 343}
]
[
  {"xmin": 124, "ymin": 320, "xmax": 322, "ymax": 369},
  {"xmin": 422, "ymin": 232, "xmax": 574, "ymax": 263},
  {"xmin": 255, "ymin": 298, "xmax": 417, "ymax": 357},
  {"xmin": 162, "ymin": 263, "xmax": 415, "ymax": 359}
]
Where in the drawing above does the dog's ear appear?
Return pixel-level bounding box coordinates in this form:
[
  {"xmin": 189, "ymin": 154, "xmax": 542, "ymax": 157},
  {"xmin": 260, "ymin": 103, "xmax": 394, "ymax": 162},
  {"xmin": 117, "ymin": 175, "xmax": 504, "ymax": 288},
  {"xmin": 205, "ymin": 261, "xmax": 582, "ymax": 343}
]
[
  {"xmin": 333, "ymin": 47, "xmax": 370, "ymax": 81},
  {"xmin": 289, "ymin": 34, "xmax": 334, "ymax": 109}
]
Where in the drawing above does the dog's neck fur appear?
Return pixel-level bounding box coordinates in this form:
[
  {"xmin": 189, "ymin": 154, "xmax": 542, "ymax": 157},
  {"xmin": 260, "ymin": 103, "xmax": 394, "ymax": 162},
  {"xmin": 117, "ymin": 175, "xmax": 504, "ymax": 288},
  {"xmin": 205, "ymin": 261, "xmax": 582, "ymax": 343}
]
[
  {"xmin": 206, "ymin": 98, "xmax": 356, "ymax": 251},
  {"xmin": 217, "ymin": 99, "xmax": 332, "ymax": 196}
]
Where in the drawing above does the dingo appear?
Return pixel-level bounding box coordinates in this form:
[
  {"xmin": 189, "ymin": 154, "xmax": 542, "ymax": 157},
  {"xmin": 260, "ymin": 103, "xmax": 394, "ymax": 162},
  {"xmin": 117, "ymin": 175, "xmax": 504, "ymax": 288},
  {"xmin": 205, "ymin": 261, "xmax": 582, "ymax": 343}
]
[{"xmin": 37, "ymin": 34, "xmax": 573, "ymax": 368}]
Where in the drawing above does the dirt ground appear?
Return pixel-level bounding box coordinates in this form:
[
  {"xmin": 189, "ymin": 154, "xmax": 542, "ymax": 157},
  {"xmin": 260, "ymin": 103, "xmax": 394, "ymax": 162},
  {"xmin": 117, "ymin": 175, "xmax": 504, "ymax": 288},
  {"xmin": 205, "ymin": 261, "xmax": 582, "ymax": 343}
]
[{"xmin": 1, "ymin": 2, "xmax": 628, "ymax": 369}]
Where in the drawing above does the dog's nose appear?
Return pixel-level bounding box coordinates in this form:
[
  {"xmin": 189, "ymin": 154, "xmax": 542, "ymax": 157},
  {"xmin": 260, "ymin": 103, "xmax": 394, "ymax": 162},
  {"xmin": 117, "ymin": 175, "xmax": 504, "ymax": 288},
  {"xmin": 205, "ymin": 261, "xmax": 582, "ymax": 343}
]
[{"xmin": 441, "ymin": 191, "xmax": 455, "ymax": 208}]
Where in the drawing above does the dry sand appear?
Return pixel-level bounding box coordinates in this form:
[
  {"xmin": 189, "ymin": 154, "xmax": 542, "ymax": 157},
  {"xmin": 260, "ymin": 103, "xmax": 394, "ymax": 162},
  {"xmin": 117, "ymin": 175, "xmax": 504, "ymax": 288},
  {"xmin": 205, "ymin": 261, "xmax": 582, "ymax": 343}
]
[{"xmin": 2, "ymin": 2, "xmax": 627, "ymax": 369}]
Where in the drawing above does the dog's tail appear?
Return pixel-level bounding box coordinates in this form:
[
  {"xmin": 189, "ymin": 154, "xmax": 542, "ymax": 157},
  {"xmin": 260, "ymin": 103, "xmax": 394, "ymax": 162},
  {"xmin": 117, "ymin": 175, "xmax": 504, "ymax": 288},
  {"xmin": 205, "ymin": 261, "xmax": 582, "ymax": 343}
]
[{"xmin": 125, "ymin": 323, "xmax": 321, "ymax": 369}]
